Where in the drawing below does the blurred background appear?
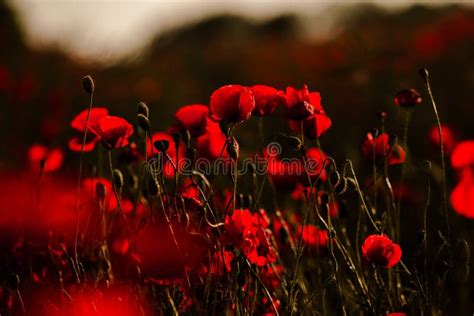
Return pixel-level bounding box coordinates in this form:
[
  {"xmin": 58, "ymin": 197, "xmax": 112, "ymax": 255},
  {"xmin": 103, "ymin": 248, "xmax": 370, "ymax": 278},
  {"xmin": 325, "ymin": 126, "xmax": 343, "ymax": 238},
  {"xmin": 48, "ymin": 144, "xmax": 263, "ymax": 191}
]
[{"xmin": 0, "ymin": 0, "xmax": 473, "ymax": 168}]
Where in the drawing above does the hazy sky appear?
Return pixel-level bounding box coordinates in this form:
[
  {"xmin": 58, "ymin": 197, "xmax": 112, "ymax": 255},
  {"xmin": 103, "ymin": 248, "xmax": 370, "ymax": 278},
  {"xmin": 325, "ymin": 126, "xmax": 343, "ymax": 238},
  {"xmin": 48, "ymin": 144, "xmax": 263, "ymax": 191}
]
[{"xmin": 7, "ymin": 0, "xmax": 471, "ymax": 64}]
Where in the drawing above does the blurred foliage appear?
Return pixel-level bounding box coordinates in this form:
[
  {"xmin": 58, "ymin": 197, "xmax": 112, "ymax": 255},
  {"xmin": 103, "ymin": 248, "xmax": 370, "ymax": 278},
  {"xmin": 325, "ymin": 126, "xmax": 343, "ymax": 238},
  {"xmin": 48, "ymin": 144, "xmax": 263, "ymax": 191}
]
[{"xmin": 1, "ymin": 3, "xmax": 473, "ymax": 169}]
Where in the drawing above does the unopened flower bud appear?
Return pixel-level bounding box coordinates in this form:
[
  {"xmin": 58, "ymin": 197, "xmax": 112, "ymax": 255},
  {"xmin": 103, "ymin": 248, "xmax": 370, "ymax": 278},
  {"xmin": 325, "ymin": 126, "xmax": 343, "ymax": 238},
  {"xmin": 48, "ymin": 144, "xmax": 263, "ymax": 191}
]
[
  {"xmin": 113, "ymin": 169, "xmax": 124, "ymax": 190},
  {"xmin": 82, "ymin": 75, "xmax": 94, "ymax": 94},
  {"xmin": 172, "ymin": 133, "xmax": 181, "ymax": 147},
  {"xmin": 137, "ymin": 113, "xmax": 151, "ymax": 131},
  {"xmin": 137, "ymin": 101, "xmax": 149, "ymax": 117},
  {"xmin": 154, "ymin": 140, "xmax": 169, "ymax": 153}
]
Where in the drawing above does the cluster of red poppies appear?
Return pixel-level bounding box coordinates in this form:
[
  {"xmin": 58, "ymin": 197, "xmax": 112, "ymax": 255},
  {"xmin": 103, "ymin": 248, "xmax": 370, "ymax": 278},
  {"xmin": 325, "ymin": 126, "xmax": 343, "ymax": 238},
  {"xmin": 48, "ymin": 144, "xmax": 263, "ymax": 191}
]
[{"xmin": 3, "ymin": 73, "xmax": 473, "ymax": 315}]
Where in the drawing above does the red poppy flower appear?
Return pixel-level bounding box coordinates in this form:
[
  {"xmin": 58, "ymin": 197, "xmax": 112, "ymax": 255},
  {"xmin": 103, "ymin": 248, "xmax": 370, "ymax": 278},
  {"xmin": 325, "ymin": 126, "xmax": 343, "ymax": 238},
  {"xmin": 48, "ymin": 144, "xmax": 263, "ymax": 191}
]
[
  {"xmin": 296, "ymin": 225, "xmax": 328, "ymax": 249},
  {"xmin": 285, "ymin": 85, "xmax": 323, "ymax": 120},
  {"xmin": 243, "ymin": 227, "xmax": 277, "ymax": 266},
  {"xmin": 208, "ymin": 250, "xmax": 235, "ymax": 276},
  {"xmin": 450, "ymin": 168, "xmax": 474, "ymax": 219},
  {"xmin": 224, "ymin": 209, "xmax": 257, "ymax": 243},
  {"xmin": 148, "ymin": 132, "xmax": 186, "ymax": 177},
  {"xmin": 224, "ymin": 209, "xmax": 277, "ymax": 266},
  {"xmin": 267, "ymin": 158, "xmax": 302, "ymax": 192},
  {"xmin": 289, "ymin": 112, "xmax": 332, "ymax": 139},
  {"xmin": 261, "ymin": 264, "xmax": 283, "ymax": 290},
  {"xmin": 28, "ymin": 144, "xmax": 63, "ymax": 173},
  {"xmin": 362, "ymin": 132, "xmax": 405, "ymax": 165},
  {"xmin": 451, "ymin": 140, "xmax": 474, "ymax": 169},
  {"xmin": 361, "ymin": 234, "xmax": 402, "ymax": 268},
  {"xmin": 304, "ymin": 147, "xmax": 328, "ymax": 182},
  {"xmin": 251, "ymin": 85, "xmax": 286, "ymax": 117},
  {"xmin": 210, "ymin": 85, "xmax": 255, "ymax": 123},
  {"xmin": 428, "ymin": 124, "xmax": 457, "ymax": 154},
  {"xmin": 175, "ymin": 104, "xmax": 209, "ymax": 136},
  {"xmin": 69, "ymin": 107, "xmax": 109, "ymax": 152},
  {"xmin": 394, "ymin": 89, "xmax": 422, "ymax": 108},
  {"xmin": 92, "ymin": 116, "xmax": 134, "ymax": 150},
  {"xmin": 196, "ymin": 119, "xmax": 229, "ymax": 160}
]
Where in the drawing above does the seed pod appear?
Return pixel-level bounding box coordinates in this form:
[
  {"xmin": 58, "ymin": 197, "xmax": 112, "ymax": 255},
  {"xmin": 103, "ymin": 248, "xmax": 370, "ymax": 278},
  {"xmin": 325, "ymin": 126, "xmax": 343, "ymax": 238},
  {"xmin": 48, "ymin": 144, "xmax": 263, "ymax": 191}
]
[
  {"xmin": 113, "ymin": 169, "xmax": 124, "ymax": 190},
  {"xmin": 137, "ymin": 101, "xmax": 149, "ymax": 117},
  {"xmin": 137, "ymin": 114, "xmax": 151, "ymax": 131},
  {"xmin": 82, "ymin": 75, "xmax": 94, "ymax": 94},
  {"xmin": 154, "ymin": 139, "xmax": 169, "ymax": 153}
]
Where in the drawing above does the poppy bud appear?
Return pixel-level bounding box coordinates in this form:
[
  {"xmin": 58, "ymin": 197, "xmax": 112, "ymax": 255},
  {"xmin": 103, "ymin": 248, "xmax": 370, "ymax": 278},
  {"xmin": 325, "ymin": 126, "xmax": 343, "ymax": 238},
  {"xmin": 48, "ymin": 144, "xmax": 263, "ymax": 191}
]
[
  {"xmin": 172, "ymin": 133, "xmax": 181, "ymax": 147},
  {"xmin": 96, "ymin": 182, "xmax": 107, "ymax": 201},
  {"xmin": 82, "ymin": 75, "xmax": 94, "ymax": 94},
  {"xmin": 148, "ymin": 178, "xmax": 160, "ymax": 197},
  {"xmin": 137, "ymin": 101, "xmax": 149, "ymax": 118},
  {"xmin": 227, "ymin": 137, "xmax": 239, "ymax": 161},
  {"xmin": 154, "ymin": 140, "xmax": 169, "ymax": 153},
  {"xmin": 422, "ymin": 160, "xmax": 432, "ymax": 174},
  {"xmin": 286, "ymin": 136, "xmax": 303, "ymax": 151},
  {"xmin": 394, "ymin": 89, "xmax": 422, "ymax": 108},
  {"xmin": 419, "ymin": 68, "xmax": 429, "ymax": 83},
  {"xmin": 137, "ymin": 114, "xmax": 151, "ymax": 131},
  {"xmin": 113, "ymin": 169, "xmax": 124, "ymax": 190}
]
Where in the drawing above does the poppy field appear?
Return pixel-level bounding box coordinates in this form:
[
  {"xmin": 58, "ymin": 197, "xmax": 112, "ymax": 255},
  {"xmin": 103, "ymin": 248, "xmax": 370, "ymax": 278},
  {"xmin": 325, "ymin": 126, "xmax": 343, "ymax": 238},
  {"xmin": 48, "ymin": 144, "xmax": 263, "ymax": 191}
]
[{"xmin": 1, "ymin": 3, "xmax": 474, "ymax": 316}]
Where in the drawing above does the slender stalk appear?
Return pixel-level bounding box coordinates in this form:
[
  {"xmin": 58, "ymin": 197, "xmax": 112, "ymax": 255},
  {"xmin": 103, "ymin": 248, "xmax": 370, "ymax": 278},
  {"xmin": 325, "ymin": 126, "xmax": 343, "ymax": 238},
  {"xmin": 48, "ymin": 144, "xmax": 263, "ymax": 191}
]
[
  {"xmin": 73, "ymin": 85, "xmax": 94, "ymax": 283},
  {"xmin": 396, "ymin": 109, "xmax": 412, "ymax": 240},
  {"xmin": 421, "ymin": 71, "xmax": 451, "ymax": 239}
]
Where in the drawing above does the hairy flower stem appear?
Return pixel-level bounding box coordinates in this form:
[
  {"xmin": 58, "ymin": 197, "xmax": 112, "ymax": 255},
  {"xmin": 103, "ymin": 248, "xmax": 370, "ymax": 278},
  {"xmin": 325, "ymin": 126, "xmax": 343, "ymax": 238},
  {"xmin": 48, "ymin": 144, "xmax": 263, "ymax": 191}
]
[
  {"xmin": 396, "ymin": 109, "xmax": 413, "ymax": 240},
  {"xmin": 421, "ymin": 72, "xmax": 451, "ymax": 240},
  {"xmin": 73, "ymin": 84, "xmax": 94, "ymax": 284}
]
